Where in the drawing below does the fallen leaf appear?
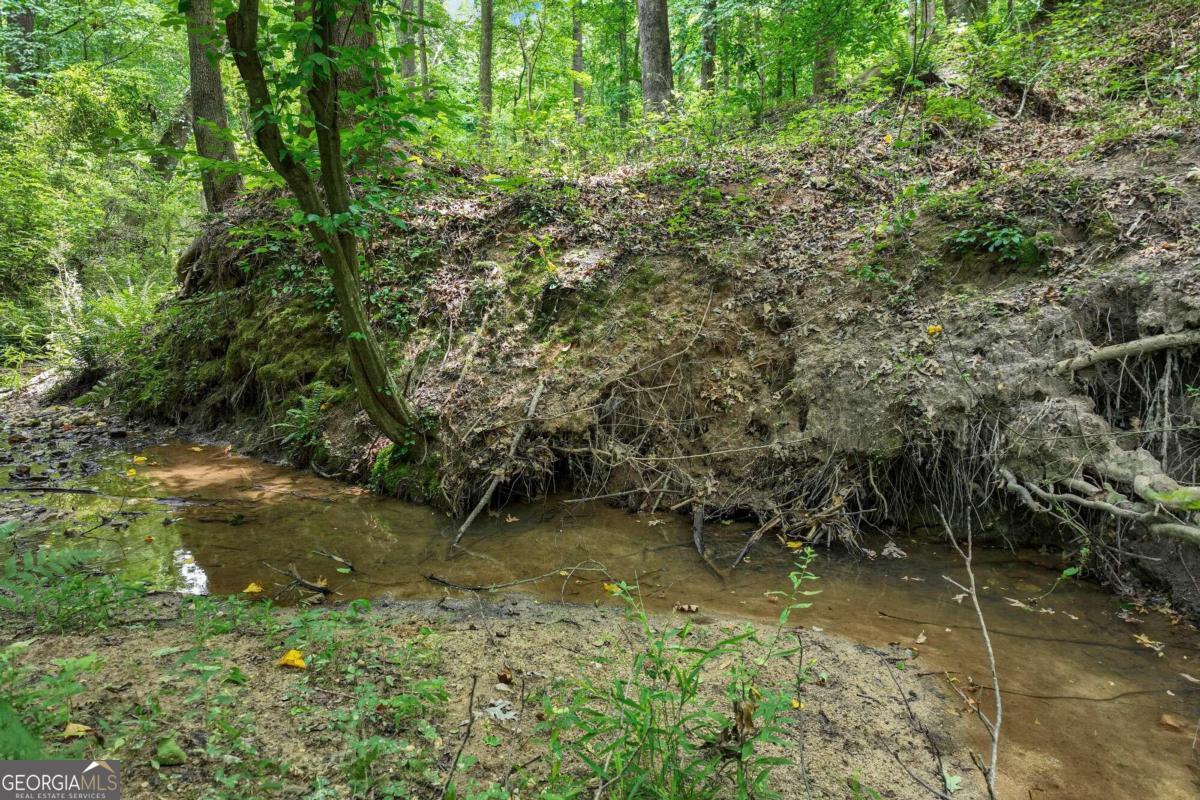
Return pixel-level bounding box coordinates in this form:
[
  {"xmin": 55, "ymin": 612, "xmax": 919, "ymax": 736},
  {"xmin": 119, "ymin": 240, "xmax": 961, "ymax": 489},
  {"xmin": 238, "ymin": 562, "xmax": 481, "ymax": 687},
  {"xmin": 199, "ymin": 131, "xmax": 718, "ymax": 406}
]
[
  {"xmin": 1134, "ymin": 633, "xmax": 1165, "ymax": 654},
  {"xmin": 132, "ymin": 456, "xmax": 147, "ymax": 464},
  {"xmin": 790, "ymin": 698, "xmax": 802, "ymax": 709},
  {"xmin": 277, "ymin": 649, "xmax": 307, "ymax": 669},
  {"xmin": 951, "ymin": 593, "xmax": 967, "ymax": 604},
  {"xmin": 674, "ymin": 603, "xmax": 700, "ymax": 613},
  {"xmin": 143, "ymin": 536, "xmax": 154, "ymax": 543},
  {"xmin": 646, "ymin": 518, "xmax": 665, "ymax": 526},
  {"xmin": 126, "ymin": 468, "xmax": 137, "ymax": 477},
  {"xmin": 189, "ymin": 446, "xmax": 203, "ymax": 452},
  {"xmin": 497, "ymin": 669, "xmax": 513, "ymax": 685},
  {"xmin": 504, "ymin": 514, "xmax": 519, "ymax": 523},
  {"xmin": 242, "ymin": 582, "xmax": 264, "ymax": 594},
  {"xmin": 915, "ymin": 630, "xmax": 927, "ymax": 644},
  {"xmin": 602, "ymin": 582, "xmax": 620, "ymax": 595},
  {"xmin": 61, "ymin": 722, "xmax": 92, "ymax": 739},
  {"xmin": 785, "ymin": 541, "xmax": 804, "ymax": 550}
]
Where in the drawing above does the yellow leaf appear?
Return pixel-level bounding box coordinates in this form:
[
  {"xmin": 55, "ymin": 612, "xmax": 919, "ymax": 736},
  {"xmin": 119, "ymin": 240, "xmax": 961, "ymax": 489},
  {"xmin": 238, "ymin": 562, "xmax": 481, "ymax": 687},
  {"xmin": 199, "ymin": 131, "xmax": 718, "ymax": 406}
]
[
  {"xmin": 883, "ymin": 134, "xmax": 894, "ymax": 145},
  {"xmin": 314, "ymin": 576, "xmax": 328, "ymax": 588},
  {"xmin": 790, "ymin": 698, "xmax": 802, "ymax": 710},
  {"xmin": 243, "ymin": 582, "xmax": 264, "ymax": 594},
  {"xmin": 926, "ymin": 324, "xmax": 944, "ymax": 337},
  {"xmin": 602, "ymin": 583, "xmax": 620, "ymax": 595},
  {"xmin": 61, "ymin": 722, "xmax": 92, "ymax": 739},
  {"xmin": 277, "ymin": 649, "xmax": 307, "ymax": 669},
  {"xmin": 785, "ymin": 541, "xmax": 804, "ymax": 550},
  {"xmin": 126, "ymin": 468, "xmax": 137, "ymax": 477},
  {"xmin": 189, "ymin": 446, "xmax": 203, "ymax": 452},
  {"xmin": 132, "ymin": 456, "xmax": 147, "ymax": 464}
]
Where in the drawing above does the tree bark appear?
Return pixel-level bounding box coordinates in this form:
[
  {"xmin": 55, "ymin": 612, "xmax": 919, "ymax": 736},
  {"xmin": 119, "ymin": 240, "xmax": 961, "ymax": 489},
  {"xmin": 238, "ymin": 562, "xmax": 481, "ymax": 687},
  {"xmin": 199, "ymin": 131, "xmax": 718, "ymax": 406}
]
[
  {"xmin": 397, "ymin": 0, "xmax": 417, "ymax": 79},
  {"xmin": 636, "ymin": 0, "xmax": 672, "ymax": 112},
  {"xmin": 186, "ymin": 0, "xmax": 242, "ymax": 212},
  {"xmin": 571, "ymin": 3, "xmax": 585, "ymax": 121},
  {"xmin": 150, "ymin": 91, "xmax": 193, "ymax": 180},
  {"xmin": 811, "ymin": 39, "xmax": 837, "ymax": 97},
  {"xmin": 224, "ymin": 0, "xmax": 427, "ymax": 452},
  {"xmin": 479, "ymin": 0, "xmax": 493, "ymax": 130},
  {"xmin": 417, "ymin": 0, "xmax": 429, "ymax": 99},
  {"xmin": 699, "ymin": 0, "xmax": 715, "ymax": 92}
]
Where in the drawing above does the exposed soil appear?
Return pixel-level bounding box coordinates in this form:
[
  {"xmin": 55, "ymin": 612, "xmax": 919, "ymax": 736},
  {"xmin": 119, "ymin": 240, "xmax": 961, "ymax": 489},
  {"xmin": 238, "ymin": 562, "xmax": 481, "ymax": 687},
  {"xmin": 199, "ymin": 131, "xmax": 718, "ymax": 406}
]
[{"xmin": 18, "ymin": 596, "xmax": 985, "ymax": 800}]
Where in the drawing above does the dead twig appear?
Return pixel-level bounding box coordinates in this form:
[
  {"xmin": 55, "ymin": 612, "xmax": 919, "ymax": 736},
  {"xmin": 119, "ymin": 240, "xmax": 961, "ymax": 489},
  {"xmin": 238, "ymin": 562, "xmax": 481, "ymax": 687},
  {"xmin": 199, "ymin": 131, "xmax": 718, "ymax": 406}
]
[
  {"xmin": 438, "ymin": 674, "xmax": 479, "ymax": 800},
  {"xmin": 939, "ymin": 510, "xmax": 1001, "ymax": 800}
]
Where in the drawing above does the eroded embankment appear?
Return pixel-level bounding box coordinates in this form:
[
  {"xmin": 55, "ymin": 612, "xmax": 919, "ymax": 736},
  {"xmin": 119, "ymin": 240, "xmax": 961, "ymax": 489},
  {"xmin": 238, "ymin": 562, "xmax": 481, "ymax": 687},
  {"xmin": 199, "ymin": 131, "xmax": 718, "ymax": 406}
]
[{"xmin": 110, "ymin": 118, "xmax": 1200, "ymax": 617}]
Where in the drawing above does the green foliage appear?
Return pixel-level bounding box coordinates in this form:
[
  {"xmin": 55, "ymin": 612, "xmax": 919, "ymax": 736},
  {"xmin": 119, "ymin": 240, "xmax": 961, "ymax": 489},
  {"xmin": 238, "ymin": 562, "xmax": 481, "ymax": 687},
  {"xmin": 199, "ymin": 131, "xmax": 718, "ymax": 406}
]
[
  {"xmin": 922, "ymin": 91, "xmax": 995, "ymax": 131},
  {"xmin": 0, "ymin": 521, "xmax": 146, "ymax": 633},
  {"xmin": 948, "ymin": 221, "xmax": 1048, "ymax": 267},
  {"xmin": 0, "ymin": 639, "xmax": 100, "ymax": 759},
  {"xmin": 274, "ymin": 382, "xmax": 337, "ymax": 463},
  {"xmin": 540, "ymin": 551, "xmax": 819, "ymax": 799}
]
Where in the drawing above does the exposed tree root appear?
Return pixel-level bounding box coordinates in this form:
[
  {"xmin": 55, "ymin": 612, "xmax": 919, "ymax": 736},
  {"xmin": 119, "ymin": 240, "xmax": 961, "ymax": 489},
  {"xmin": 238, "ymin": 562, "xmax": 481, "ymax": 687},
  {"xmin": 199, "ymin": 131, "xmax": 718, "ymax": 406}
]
[{"xmin": 1055, "ymin": 329, "xmax": 1200, "ymax": 375}]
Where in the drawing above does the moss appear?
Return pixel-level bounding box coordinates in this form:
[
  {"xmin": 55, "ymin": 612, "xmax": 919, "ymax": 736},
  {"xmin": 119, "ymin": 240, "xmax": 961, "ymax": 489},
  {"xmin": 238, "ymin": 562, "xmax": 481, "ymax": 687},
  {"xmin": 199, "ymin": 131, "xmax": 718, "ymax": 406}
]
[{"xmin": 368, "ymin": 443, "xmax": 442, "ymax": 504}]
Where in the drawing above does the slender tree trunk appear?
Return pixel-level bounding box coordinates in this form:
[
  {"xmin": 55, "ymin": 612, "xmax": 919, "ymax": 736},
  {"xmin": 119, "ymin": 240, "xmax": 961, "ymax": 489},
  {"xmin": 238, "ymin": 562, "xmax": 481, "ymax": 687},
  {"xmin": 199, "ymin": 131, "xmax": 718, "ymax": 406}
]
[
  {"xmin": 479, "ymin": 0, "xmax": 493, "ymax": 130},
  {"xmin": 571, "ymin": 3, "xmax": 584, "ymax": 121},
  {"xmin": 186, "ymin": 0, "xmax": 242, "ymax": 212},
  {"xmin": 699, "ymin": 0, "xmax": 715, "ymax": 92},
  {"xmin": 811, "ymin": 39, "xmax": 837, "ymax": 97},
  {"xmin": 418, "ymin": 0, "xmax": 429, "ymax": 98},
  {"xmin": 224, "ymin": 0, "xmax": 427, "ymax": 453},
  {"xmin": 150, "ymin": 91, "xmax": 193, "ymax": 180},
  {"xmin": 397, "ymin": 0, "xmax": 416, "ymax": 79},
  {"xmin": 637, "ymin": 0, "xmax": 672, "ymax": 112},
  {"xmin": 617, "ymin": 0, "xmax": 630, "ymax": 124}
]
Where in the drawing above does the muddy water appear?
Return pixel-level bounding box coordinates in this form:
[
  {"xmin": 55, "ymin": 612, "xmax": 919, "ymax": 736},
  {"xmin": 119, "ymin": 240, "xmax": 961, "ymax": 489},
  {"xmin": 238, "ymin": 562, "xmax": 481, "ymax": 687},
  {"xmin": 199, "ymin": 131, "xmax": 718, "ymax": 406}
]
[{"xmin": 21, "ymin": 443, "xmax": 1200, "ymax": 798}]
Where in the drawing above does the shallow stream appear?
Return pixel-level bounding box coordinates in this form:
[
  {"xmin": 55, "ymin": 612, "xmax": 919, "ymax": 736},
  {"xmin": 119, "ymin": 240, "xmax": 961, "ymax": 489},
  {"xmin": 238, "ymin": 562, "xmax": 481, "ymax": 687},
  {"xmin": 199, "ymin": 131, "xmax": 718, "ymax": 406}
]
[{"xmin": 11, "ymin": 441, "xmax": 1200, "ymax": 798}]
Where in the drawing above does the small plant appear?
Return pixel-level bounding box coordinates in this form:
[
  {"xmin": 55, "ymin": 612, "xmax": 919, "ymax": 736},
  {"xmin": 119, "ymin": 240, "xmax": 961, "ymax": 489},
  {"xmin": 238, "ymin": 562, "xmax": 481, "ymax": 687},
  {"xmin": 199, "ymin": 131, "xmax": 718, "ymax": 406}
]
[
  {"xmin": 0, "ymin": 639, "xmax": 99, "ymax": 759},
  {"xmin": 948, "ymin": 222, "xmax": 1048, "ymax": 267},
  {"xmin": 541, "ymin": 550, "xmax": 820, "ymax": 799},
  {"xmin": 922, "ymin": 92, "xmax": 995, "ymax": 131},
  {"xmin": 273, "ymin": 382, "xmax": 333, "ymax": 463},
  {"xmin": 0, "ymin": 521, "xmax": 145, "ymax": 633}
]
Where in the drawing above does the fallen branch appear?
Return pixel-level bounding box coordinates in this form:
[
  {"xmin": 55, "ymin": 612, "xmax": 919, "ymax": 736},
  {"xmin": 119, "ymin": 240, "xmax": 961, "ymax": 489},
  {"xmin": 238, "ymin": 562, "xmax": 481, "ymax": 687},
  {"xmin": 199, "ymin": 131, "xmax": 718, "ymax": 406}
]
[
  {"xmin": 452, "ymin": 380, "xmax": 546, "ymax": 549},
  {"xmin": 731, "ymin": 515, "xmax": 782, "ymax": 568},
  {"xmin": 1055, "ymin": 329, "xmax": 1200, "ymax": 375},
  {"xmin": 692, "ymin": 503, "xmax": 705, "ymax": 556},
  {"xmin": 311, "ymin": 548, "xmax": 354, "ymax": 572},
  {"xmin": 262, "ymin": 561, "xmax": 333, "ymax": 594},
  {"xmin": 939, "ymin": 511, "xmax": 1001, "ymax": 800}
]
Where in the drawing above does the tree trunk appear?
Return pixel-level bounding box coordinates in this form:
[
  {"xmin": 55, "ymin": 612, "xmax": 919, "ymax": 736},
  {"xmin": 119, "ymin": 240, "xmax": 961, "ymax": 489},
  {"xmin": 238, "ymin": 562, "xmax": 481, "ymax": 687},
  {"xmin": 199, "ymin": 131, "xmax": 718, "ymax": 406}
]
[
  {"xmin": 418, "ymin": 0, "xmax": 429, "ymax": 99},
  {"xmin": 5, "ymin": 2, "xmax": 34, "ymax": 88},
  {"xmin": 812, "ymin": 39, "xmax": 837, "ymax": 97},
  {"xmin": 699, "ymin": 0, "xmax": 715, "ymax": 92},
  {"xmin": 571, "ymin": 4, "xmax": 584, "ymax": 121},
  {"xmin": 224, "ymin": 0, "xmax": 427, "ymax": 454},
  {"xmin": 186, "ymin": 0, "xmax": 242, "ymax": 212},
  {"xmin": 479, "ymin": 0, "xmax": 493, "ymax": 129},
  {"xmin": 397, "ymin": 0, "xmax": 416, "ymax": 79},
  {"xmin": 150, "ymin": 91, "xmax": 193, "ymax": 180},
  {"xmin": 636, "ymin": 0, "xmax": 672, "ymax": 112},
  {"xmin": 617, "ymin": 0, "xmax": 630, "ymax": 123}
]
